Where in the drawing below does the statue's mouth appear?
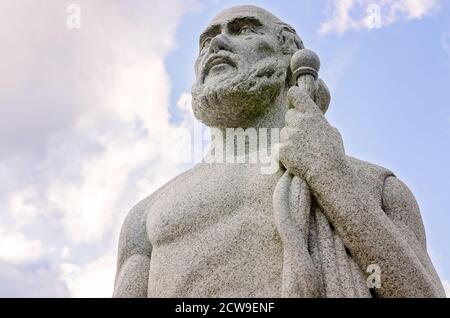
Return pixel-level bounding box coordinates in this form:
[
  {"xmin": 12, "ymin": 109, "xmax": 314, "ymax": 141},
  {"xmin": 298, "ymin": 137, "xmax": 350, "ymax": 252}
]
[{"xmin": 202, "ymin": 54, "xmax": 236, "ymax": 83}]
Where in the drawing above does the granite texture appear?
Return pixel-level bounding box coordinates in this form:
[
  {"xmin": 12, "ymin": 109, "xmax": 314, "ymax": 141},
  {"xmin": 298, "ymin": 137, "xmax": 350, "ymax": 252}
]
[{"xmin": 113, "ymin": 5, "xmax": 445, "ymax": 298}]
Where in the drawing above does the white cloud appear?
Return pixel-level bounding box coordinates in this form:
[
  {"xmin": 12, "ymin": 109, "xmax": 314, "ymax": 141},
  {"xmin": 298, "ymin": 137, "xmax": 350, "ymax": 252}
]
[
  {"xmin": 61, "ymin": 247, "xmax": 70, "ymax": 259},
  {"xmin": 177, "ymin": 92, "xmax": 193, "ymax": 112},
  {"xmin": 320, "ymin": 0, "xmax": 357, "ymax": 35},
  {"xmin": 0, "ymin": 0, "xmax": 198, "ymax": 297},
  {"xmin": 0, "ymin": 227, "xmax": 45, "ymax": 265},
  {"xmin": 387, "ymin": 0, "xmax": 439, "ymax": 21},
  {"xmin": 319, "ymin": 0, "xmax": 441, "ymax": 35},
  {"xmin": 60, "ymin": 253, "xmax": 116, "ymax": 298},
  {"xmin": 8, "ymin": 187, "xmax": 39, "ymax": 224}
]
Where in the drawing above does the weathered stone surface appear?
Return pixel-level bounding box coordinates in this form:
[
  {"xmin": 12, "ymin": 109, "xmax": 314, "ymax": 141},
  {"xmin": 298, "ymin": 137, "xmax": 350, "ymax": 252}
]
[{"xmin": 113, "ymin": 5, "xmax": 445, "ymax": 298}]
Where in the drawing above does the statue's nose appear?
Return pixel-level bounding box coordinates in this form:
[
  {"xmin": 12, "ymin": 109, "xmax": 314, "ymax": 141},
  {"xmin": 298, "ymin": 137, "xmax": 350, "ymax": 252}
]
[{"xmin": 209, "ymin": 33, "xmax": 232, "ymax": 54}]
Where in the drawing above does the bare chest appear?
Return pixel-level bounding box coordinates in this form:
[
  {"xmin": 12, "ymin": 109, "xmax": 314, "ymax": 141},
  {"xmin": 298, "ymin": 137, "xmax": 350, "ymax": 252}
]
[{"xmin": 146, "ymin": 163, "xmax": 282, "ymax": 247}]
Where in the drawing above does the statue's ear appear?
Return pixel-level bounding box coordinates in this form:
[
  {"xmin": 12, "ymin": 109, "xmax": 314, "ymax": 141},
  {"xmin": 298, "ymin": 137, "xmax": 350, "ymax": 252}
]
[
  {"xmin": 277, "ymin": 24, "xmax": 303, "ymax": 55},
  {"xmin": 277, "ymin": 24, "xmax": 304, "ymax": 86}
]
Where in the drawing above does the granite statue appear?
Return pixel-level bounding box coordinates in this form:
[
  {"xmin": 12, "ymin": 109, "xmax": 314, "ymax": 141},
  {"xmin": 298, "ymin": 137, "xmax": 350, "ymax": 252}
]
[{"xmin": 113, "ymin": 5, "xmax": 445, "ymax": 298}]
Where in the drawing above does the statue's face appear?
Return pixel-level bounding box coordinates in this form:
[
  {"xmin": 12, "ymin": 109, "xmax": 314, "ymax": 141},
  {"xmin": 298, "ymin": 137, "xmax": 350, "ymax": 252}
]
[{"xmin": 191, "ymin": 6, "xmax": 289, "ymax": 128}]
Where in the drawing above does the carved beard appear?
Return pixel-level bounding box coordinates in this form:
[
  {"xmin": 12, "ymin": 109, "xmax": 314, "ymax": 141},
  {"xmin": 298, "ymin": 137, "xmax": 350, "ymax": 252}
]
[{"xmin": 191, "ymin": 56, "xmax": 289, "ymax": 128}]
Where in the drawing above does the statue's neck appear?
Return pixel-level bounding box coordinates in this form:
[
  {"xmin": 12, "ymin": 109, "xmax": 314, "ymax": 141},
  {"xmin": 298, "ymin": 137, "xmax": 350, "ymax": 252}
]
[
  {"xmin": 205, "ymin": 89, "xmax": 288, "ymax": 159},
  {"xmin": 218, "ymin": 89, "xmax": 288, "ymax": 132}
]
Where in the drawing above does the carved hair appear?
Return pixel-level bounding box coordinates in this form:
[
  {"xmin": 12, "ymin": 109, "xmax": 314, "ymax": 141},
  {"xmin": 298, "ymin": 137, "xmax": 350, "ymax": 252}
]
[
  {"xmin": 275, "ymin": 22, "xmax": 304, "ymax": 87},
  {"xmin": 276, "ymin": 23, "xmax": 304, "ymax": 54}
]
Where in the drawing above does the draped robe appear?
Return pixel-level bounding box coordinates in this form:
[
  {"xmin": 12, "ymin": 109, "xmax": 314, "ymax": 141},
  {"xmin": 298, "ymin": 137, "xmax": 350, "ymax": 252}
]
[{"xmin": 273, "ymin": 156, "xmax": 393, "ymax": 297}]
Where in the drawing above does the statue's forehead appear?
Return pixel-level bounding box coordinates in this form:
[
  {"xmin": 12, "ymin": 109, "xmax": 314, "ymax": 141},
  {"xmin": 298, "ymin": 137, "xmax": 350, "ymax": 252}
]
[{"xmin": 208, "ymin": 5, "xmax": 282, "ymax": 27}]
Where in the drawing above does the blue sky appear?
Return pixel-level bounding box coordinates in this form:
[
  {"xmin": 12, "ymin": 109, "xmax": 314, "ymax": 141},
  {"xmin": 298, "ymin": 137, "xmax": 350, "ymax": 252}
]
[{"xmin": 0, "ymin": 0, "xmax": 449, "ymax": 297}]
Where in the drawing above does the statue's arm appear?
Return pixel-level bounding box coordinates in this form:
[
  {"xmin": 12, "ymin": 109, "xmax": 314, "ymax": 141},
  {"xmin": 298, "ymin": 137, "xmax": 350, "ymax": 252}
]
[
  {"xmin": 308, "ymin": 164, "xmax": 446, "ymax": 297},
  {"xmin": 380, "ymin": 176, "xmax": 445, "ymax": 297},
  {"xmin": 113, "ymin": 199, "xmax": 152, "ymax": 298},
  {"xmin": 281, "ymin": 83, "xmax": 444, "ymax": 296}
]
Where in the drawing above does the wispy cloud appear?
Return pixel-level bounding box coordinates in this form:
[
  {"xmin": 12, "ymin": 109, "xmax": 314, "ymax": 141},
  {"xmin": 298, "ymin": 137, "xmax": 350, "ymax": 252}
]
[
  {"xmin": 319, "ymin": 0, "xmax": 441, "ymax": 35},
  {"xmin": 321, "ymin": 45, "xmax": 357, "ymax": 91},
  {"xmin": 0, "ymin": 227, "xmax": 45, "ymax": 265},
  {"xmin": 60, "ymin": 253, "xmax": 116, "ymax": 298}
]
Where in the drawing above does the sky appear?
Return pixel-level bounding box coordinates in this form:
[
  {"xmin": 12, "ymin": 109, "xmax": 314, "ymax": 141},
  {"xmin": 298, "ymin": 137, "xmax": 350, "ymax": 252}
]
[{"xmin": 0, "ymin": 0, "xmax": 449, "ymax": 297}]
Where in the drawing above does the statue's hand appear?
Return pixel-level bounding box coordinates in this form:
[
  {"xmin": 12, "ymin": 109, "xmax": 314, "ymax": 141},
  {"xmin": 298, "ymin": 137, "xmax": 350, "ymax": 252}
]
[{"xmin": 279, "ymin": 86, "xmax": 346, "ymax": 183}]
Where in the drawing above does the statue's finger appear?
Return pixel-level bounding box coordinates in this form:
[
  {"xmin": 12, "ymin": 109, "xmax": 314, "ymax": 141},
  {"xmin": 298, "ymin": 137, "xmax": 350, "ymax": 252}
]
[
  {"xmin": 285, "ymin": 108, "xmax": 302, "ymax": 127},
  {"xmin": 288, "ymin": 86, "xmax": 321, "ymax": 116},
  {"xmin": 315, "ymin": 78, "xmax": 331, "ymax": 114}
]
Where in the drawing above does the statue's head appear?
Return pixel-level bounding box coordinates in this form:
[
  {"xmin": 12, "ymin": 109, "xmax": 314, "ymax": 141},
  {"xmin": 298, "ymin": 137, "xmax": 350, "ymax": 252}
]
[{"xmin": 191, "ymin": 5, "xmax": 303, "ymax": 128}]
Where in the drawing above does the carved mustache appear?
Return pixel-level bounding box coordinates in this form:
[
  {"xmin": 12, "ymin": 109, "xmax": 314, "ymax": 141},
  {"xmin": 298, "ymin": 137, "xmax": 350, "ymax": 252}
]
[{"xmin": 201, "ymin": 53, "xmax": 237, "ymax": 83}]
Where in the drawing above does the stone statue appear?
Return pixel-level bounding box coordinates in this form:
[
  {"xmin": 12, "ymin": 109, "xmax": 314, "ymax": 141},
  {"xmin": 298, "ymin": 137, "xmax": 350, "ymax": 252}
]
[{"xmin": 113, "ymin": 5, "xmax": 445, "ymax": 297}]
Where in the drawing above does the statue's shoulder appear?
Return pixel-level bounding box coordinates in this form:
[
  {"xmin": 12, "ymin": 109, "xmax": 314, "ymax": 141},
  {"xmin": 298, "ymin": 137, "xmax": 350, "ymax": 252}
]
[
  {"xmin": 129, "ymin": 163, "xmax": 204, "ymax": 214},
  {"xmin": 346, "ymin": 156, "xmax": 394, "ymax": 178},
  {"xmin": 346, "ymin": 156, "xmax": 395, "ymax": 202}
]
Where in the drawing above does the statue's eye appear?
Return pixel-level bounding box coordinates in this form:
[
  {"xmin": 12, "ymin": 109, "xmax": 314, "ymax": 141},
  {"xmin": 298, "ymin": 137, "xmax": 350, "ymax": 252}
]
[{"xmin": 238, "ymin": 26, "xmax": 254, "ymax": 35}]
